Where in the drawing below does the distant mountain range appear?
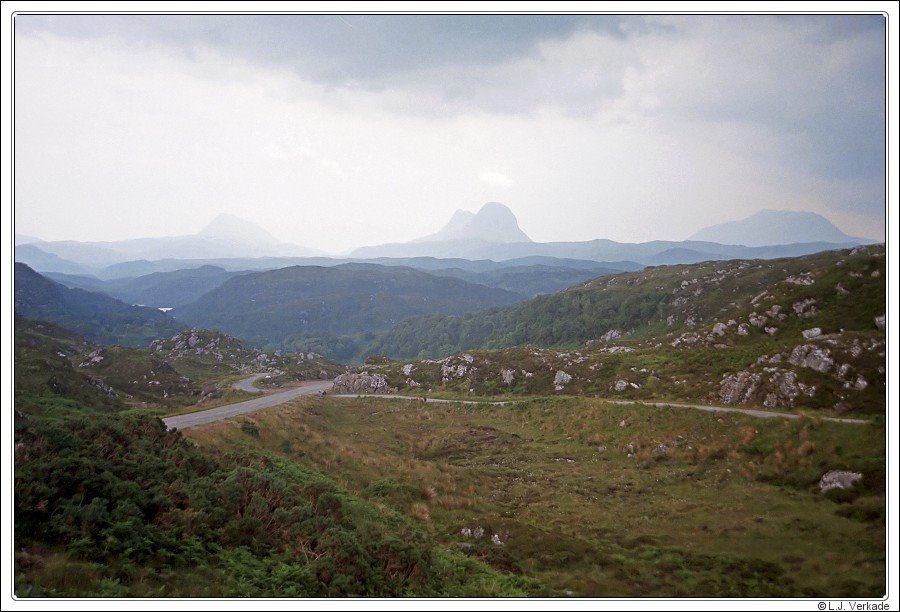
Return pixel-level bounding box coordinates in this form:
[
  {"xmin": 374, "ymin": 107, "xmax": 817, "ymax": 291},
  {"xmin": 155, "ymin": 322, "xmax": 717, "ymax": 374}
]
[
  {"xmin": 16, "ymin": 205, "xmax": 874, "ymax": 280},
  {"xmin": 689, "ymin": 209, "xmax": 871, "ymax": 246},
  {"xmin": 351, "ymin": 204, "xmax": 869, "ymax": 261},
  {"xmin": 14, "ymin": 213, "xmax": 319, "ymax": 270}
]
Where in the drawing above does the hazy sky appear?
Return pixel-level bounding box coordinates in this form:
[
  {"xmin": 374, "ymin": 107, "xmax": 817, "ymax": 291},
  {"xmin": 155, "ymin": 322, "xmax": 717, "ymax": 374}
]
[{"xmin": 14, "ymin": 13, "xmax": 886, "ymax": 253}]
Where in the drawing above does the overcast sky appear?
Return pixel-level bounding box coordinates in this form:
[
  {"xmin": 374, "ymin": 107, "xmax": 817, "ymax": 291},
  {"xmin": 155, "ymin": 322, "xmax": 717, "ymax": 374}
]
[{"xmin": 13, "ymin": 13, "xmax": 886, "ymax": 253}]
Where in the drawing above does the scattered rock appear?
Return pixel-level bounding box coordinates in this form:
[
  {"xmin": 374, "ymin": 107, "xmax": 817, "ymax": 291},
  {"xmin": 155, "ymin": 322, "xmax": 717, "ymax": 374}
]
[
  {"xmin": 736, "ymin": 323, "xmax": 750, "ymax": 336},
  {"xmin": 784, "ymin": 273, "xmax": 815, "ymax": 286},
  {"xmin": 711, "ymin": 322, "xmax": 727, "ymax": 337},
  {"xmin": 748, "ymin": 312, "xmax": 768, "ymax": 328},
  {"xmin": 500, "ymin": 369, "xmax": 515, "ymax": 385},
  {"xmin": 402, "ymin": 364, "xmax": 416, "ymax": 376},
  {"xmin": 600, "ymin": 329, "xmax": 624, "ymax": 342},
  {"xmin": 553, "ymin": 370, "xmax": 572, "ymax": 391},
  {"xmin": 666, "ymin": 314, "xmax": 676, "ymax": 326},
  {"xmin": 788, "ymin": 344, "xmax": 834, "ymax": 374},
  {"xmin": 875, "ymin": 315, "xmax": 885, "ymax": 330},
  {"xmin": 801, "ymin": 328, "xmax": 822, "ymax": 339},
  {"xmin": 819, "ymin": 470, "xmax": 863, "ymax": 493},
  {"xmin": 78, "ymin": 348, "xmax": 105, "ymax": 368},
  {"xmin": 613, "ymin": 379, "xmax": 629, "ymax": 392},
  {"xmin": 762, "ymin": 370, "xmax": 815, "ymax": 408},
  {"xmin": 792, "ymin": 298, "xmax": 818, "ymax": 318}
]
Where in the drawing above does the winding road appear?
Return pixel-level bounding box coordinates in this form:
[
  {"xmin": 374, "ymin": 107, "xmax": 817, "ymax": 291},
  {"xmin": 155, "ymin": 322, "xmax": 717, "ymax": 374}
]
[
  {"xmin": 163, "ymin": 379, "xmax": 332, "ymax": 430},
  {"xmin": 231, "ymin": 373, "xmax": 267, "ymax": 393},
  {"xmin": 164, "ymin": 384, "xmax": 869, "ymax": 431}
]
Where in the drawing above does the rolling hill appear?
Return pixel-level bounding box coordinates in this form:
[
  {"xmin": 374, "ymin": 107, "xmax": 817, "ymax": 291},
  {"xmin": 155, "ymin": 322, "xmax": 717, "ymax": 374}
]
[
  {"xmin": 173, "ymin": 263, "xmax": 524, "ymax": 359},
  {"xmin": 47, "ymin": 265, "xmax": 247, "ymax": 308},
  {"xmin": 362, "ymin": 245, "xmax": 885, "ymax": 413},
  {"xmin": 14, "ymin": 263, "xmax": 184, "ymax": 347}
]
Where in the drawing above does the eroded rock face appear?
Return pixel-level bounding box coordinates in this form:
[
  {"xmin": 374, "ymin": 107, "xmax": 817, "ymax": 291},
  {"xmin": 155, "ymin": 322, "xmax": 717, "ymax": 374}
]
[
  {"xmin": 788, "ymin": 344, "xmax": 834, "ymax": 373},
  {"xmin": 718, "ymin": 371, "xmax": 761, "ymax": 404},
  {"xmin": 819, "ymin": 470, "xmax": 863, "ymax": 493},
  {"xmin": 332, "ymin": 372, "xmax": 389, "ymax": 394},
  {"xmin": 762, "ymin": 370, "xmax": 815, "ymax": 408}
]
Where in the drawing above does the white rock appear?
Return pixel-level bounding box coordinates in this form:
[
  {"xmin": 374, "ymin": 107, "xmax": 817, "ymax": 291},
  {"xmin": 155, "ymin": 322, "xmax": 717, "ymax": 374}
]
[
  {"xmin": 802, "ymin": 328, "xmax": 822, "ymax": 339},
  {"xmin": 553, "ymin": 370, "xmax": 572, "ymax": 388},
  {"xmin": 819, "ymin": 470, "xmax": 863, "ymax": 493}
]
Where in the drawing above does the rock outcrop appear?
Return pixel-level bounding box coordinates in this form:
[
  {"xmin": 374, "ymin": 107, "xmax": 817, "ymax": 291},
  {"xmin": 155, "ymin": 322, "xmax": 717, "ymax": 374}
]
[{"xmin": 332, "ymin": 372, "xmax": 390, "ymax": 394}]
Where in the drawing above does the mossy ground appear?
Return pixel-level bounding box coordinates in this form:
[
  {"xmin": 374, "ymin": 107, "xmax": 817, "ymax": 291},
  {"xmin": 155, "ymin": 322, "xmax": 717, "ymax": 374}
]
[{"xmin": 185, "ymin": 395, "xmax": 885, "ymax": 597}]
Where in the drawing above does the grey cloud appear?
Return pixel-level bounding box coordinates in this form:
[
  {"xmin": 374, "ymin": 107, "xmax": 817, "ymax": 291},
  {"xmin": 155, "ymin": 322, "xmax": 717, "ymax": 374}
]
[{"xmin": 15, "ymin": 14, "xmax": 632, "ymax": 86}]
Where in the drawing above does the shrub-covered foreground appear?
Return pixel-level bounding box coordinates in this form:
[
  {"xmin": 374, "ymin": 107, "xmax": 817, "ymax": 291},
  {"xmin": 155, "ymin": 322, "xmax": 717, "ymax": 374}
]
[{"xmin": 14, "ymin": 404, "xmax": 539, "ymax": 597}]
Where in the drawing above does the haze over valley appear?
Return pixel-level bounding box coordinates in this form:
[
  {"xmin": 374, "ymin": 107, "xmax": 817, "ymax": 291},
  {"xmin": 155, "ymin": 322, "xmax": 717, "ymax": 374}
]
[{"xmin": 10, "ymin": 11, "xmax": 889, "ymax": 602}]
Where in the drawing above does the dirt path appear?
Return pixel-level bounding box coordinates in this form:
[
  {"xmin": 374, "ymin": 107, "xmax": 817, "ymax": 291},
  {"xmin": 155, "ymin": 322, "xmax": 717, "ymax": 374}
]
[
  {"xmin": 163, "ymin": 380, "xmax": 332, "ymax": 430},
  {"xmin": 333, "ymin": 394, "xmax": 869, "ymax": 424}
]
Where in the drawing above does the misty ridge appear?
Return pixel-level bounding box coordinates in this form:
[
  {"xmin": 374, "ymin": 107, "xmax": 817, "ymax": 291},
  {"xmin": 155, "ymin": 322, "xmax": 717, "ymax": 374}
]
[
  {"xmin": 14, "ymin": 202, "xmax": 878, "ymax": 362},
  {"xmin": 11, "ymin": 11, "xmax": 888, "ymax": 602}
]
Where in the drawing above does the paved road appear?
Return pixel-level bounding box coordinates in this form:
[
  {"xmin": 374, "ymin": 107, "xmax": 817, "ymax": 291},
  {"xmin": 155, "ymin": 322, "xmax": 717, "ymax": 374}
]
[
  {"xmin": 164, "ymin": 380, "xmax": 332, "ymax": 430},
  {"xmin": 165, "ymin": 386, "xmax": 869, "ymax": 431},
  {"xmin": 232, "ymin": 374, "xmax": 266, "ymax": 393},
  {"xmin": 334, "ymin": 394, "xmax": 869, "ymax": 424}
]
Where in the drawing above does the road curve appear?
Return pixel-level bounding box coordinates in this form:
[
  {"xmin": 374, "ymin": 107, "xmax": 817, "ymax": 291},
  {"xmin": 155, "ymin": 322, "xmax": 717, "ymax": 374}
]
[
  {"xmin": 232, "ymin": 374, "xmax": 266, "ymax": 393},
  {"xmin": 164, "ymin": 380, "xmax": 332, "ymax": 430}
]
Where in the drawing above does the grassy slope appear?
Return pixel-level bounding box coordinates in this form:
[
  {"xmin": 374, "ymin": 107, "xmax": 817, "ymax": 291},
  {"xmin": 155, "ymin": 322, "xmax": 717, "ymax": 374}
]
[
  {"xmin": 186, "ymin": 395, "xmax": 885, "ymax": 597},
  {"xmin": 360, "ymin": 246, "xmax": 885, "ymax": 415},
  {"xmin": 368, "ymin": 245, "xmax": 884, "ymax": 358},
  {"xmin": 174, "ymin": 264, "xmax": 523, "ymax": 350},
  {"xmin": 14, "ymin": 263, "xmax": 184, "ymax": 347}
]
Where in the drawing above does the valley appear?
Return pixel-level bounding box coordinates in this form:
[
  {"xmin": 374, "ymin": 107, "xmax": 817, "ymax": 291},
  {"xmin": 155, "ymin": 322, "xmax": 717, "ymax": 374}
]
[{"xmin": 13, "ymin": 228, "xmax": 887, "ymax": 598}]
